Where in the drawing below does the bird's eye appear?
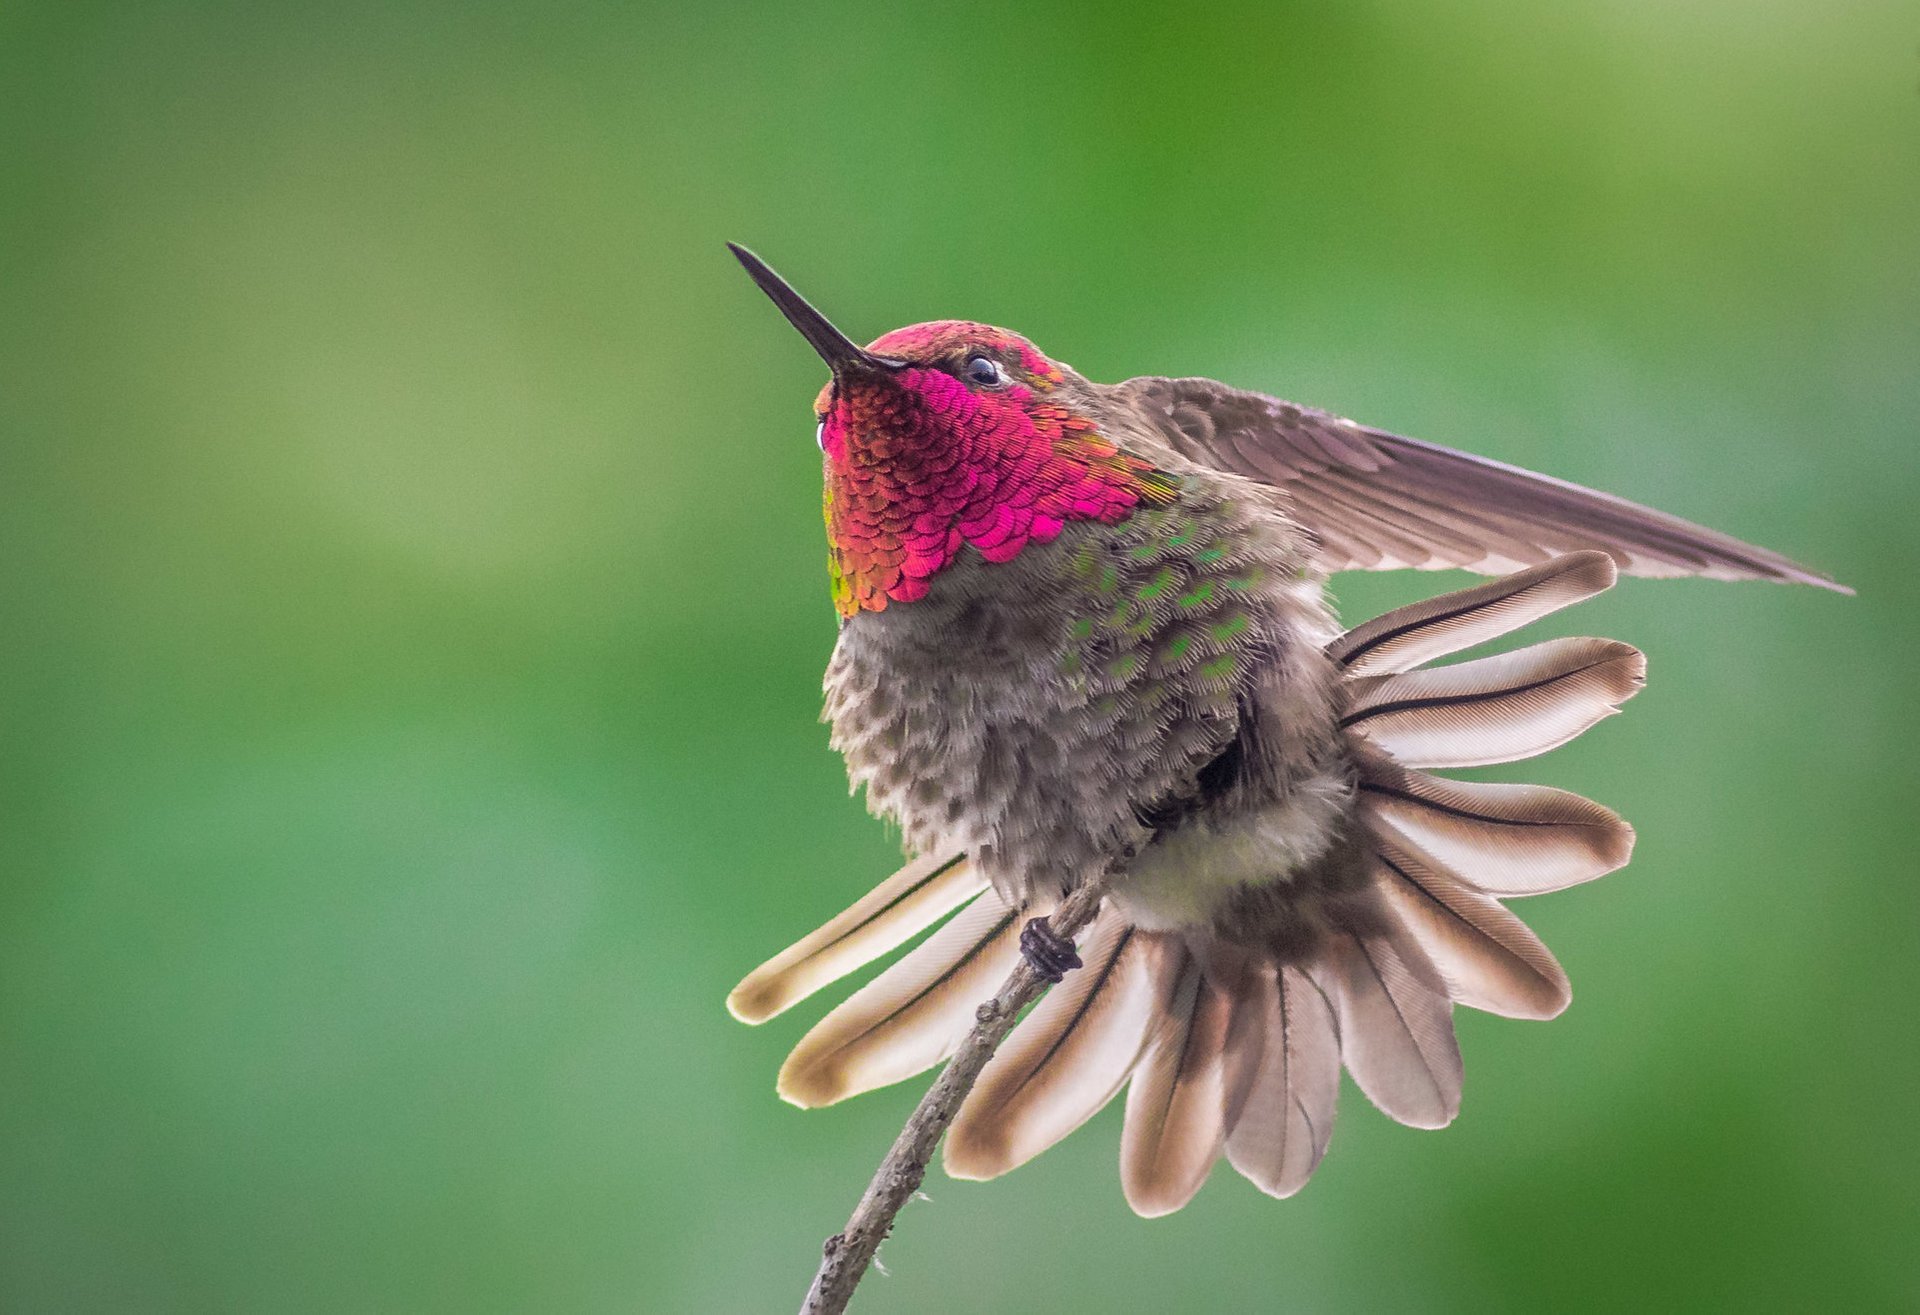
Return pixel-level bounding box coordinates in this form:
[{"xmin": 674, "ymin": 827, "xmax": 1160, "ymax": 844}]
[{"xmin": 963, "ymin": 354, "xmax": 1006, "ymax": 387}]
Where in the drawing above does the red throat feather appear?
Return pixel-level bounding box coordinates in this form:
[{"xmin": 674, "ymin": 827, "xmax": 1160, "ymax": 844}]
[{"xmin": 819, "ymin": 324, "xmax": 1176, "ymax": 617}]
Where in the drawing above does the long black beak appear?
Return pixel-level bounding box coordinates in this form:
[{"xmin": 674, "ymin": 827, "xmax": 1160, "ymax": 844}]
[{"xmin": 727, "ymin": 243, "xmax": 901, "ymax": 375}]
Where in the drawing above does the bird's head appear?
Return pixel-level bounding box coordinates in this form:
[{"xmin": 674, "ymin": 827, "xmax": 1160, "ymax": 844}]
[{"xmin": 730, "ymin": 244, "xmax": 1177, "ymax": 617}]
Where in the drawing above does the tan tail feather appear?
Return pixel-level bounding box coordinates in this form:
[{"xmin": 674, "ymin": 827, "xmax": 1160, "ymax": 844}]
[
  {"xmin": 1224, "ymin": 963, "xmax": 1341, "ymax": 1199},
  {"xmin": 776, "ymin": 889, "xmax": 1029, "ymax": 1108},
  {"xmin": 946, "ymin": 909, "xmax": 1158, "ymax": 1182},
  {"xmin": 1312, "ymin": 931, "xmax": 1462, "ymax": 1129},
  {"xmin": 1360, "ymin": 756, "xmax": 1633, "ymax": 897},
  {"xmin": 728, "ymin": 852, "xmax": 983, "ymax": 1024},
  {"xmin": 1119, "ymin": 942, "xmax": 1260, "ymax": 1218},
  {"xmin": 1343, "ymin": 637, "xmax": 1645, "ymax": 769},
  {"xmin": 728, "ymin": 556, "xmax": 1647, "ymax": 1213},
  {"xmin": 1373, "ymin": 834, "xmax": 1571, "ymax": 1020},
  {"xmin": 1328, "ymin": 551, "xmax": 1618, "ymax": 676}
]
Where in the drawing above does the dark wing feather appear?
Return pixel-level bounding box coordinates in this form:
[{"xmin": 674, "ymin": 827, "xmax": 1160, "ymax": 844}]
[{"xmin": 1117, "ymin": 376, "xmax": 1848, "ymax": 592}]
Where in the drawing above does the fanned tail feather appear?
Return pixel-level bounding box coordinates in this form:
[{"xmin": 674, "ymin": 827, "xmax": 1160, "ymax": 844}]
[
  {"xmin": 1118, "ymin": 941, "xmax": 1268, "ymax": 1217},
  {"xmin": 728, "ymin": 852, "xmax": 982, "ymax": 1024},
  {"xmin": 1223, "ymin": 963, "xmax": 1340, "ymax": 1197},
  {"xmin": 1328, "ymin": 550, "xmax": 1618, "ymax": 675},
  {"xmin": 946, "ymin": 908, "xmax": 1159, "ymax": 1181},
  {"xmin": 1372, "ymin": 832, "xmax": 1570, "ymax": 1019},
  {"xmin": 1284, "ymin": 552, "xmax": 1637, "ymax": 1150},
  {"xmin": 1310, "ymin": 930, "xmax": 1463, "ymax": 1129},
  {"xmin": 1342, "ymin": 636, "xmax": 1644, "ymax": 769},
  {"xmin": 1360, "ymin": 758, "xmax": 1634, "ymax": 897},
  {"xmin": 731, "ymin": 554, "xmax": 1643, "ymax": 1215},
  {"xmin": 776, "ymin": 887, "xmax": 1030, "ymax": 1108}
]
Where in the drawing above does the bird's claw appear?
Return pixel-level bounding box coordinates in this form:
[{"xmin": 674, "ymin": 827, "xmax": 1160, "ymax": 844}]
[{"xmin": 1020, "ymin": 915, "xmax": 1082, "ymax": 983}]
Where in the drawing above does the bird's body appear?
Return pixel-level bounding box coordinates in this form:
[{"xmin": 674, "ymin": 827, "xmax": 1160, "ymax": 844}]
[
  {"xmin": 724, "ymin": 246, "xmax": 1844, "ymax": 1215},
  {"xmin": 826, "ymin": 467, "xmax": 1343, "ymax": 922}
]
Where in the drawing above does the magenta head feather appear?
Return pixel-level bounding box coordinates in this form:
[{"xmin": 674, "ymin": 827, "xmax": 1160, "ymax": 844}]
[
  {"xmin": 816, "ymin": 324, "xmax": 1171, "ymax": 615},
  {"xmin": 729, "ymin": 245, "xmax": 1172, "ymax": 617}
]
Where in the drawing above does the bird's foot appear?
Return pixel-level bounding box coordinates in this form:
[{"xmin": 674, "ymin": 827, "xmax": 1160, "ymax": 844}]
[{"xmin": 1020, "ymin": 915, "xmax": 1082, "ymax": 983}]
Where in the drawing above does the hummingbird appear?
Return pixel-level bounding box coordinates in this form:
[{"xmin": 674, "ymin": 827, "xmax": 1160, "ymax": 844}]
[{"xmin": 722, "ymin": 244, "xmax": 1845, "ymax": 1217}]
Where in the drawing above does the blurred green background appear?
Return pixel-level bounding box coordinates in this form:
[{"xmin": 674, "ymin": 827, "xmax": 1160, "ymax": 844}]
[{"xmin": 3, "ymin": 1, "xmax": 1915, "ymax": 1310}]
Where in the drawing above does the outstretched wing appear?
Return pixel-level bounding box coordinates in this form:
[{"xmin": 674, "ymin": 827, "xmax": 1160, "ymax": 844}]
[{"xmin": 1116, "ymin": 376, "xmax": 1847, "ymax": 592}]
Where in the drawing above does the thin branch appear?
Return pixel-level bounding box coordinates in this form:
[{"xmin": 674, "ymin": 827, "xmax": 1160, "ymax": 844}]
[{"xmin": 798, "ymin": 877, "xmax": 1110, "ymax": 1315}]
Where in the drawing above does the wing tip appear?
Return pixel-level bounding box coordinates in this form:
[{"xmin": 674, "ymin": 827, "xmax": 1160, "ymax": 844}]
[
  {"xmin": 1733, "ymin": 551, "xmax": 1851, "ymax": 595},
  {"xmin": 1606, "ymin": 546, "xmax": 1851, "ymax": 595}
]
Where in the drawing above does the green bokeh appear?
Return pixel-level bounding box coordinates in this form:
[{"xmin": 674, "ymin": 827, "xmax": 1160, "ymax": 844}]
[{"xmin": 3, "ymin": 2, "xmax": 1915, "ymax": 1310}]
